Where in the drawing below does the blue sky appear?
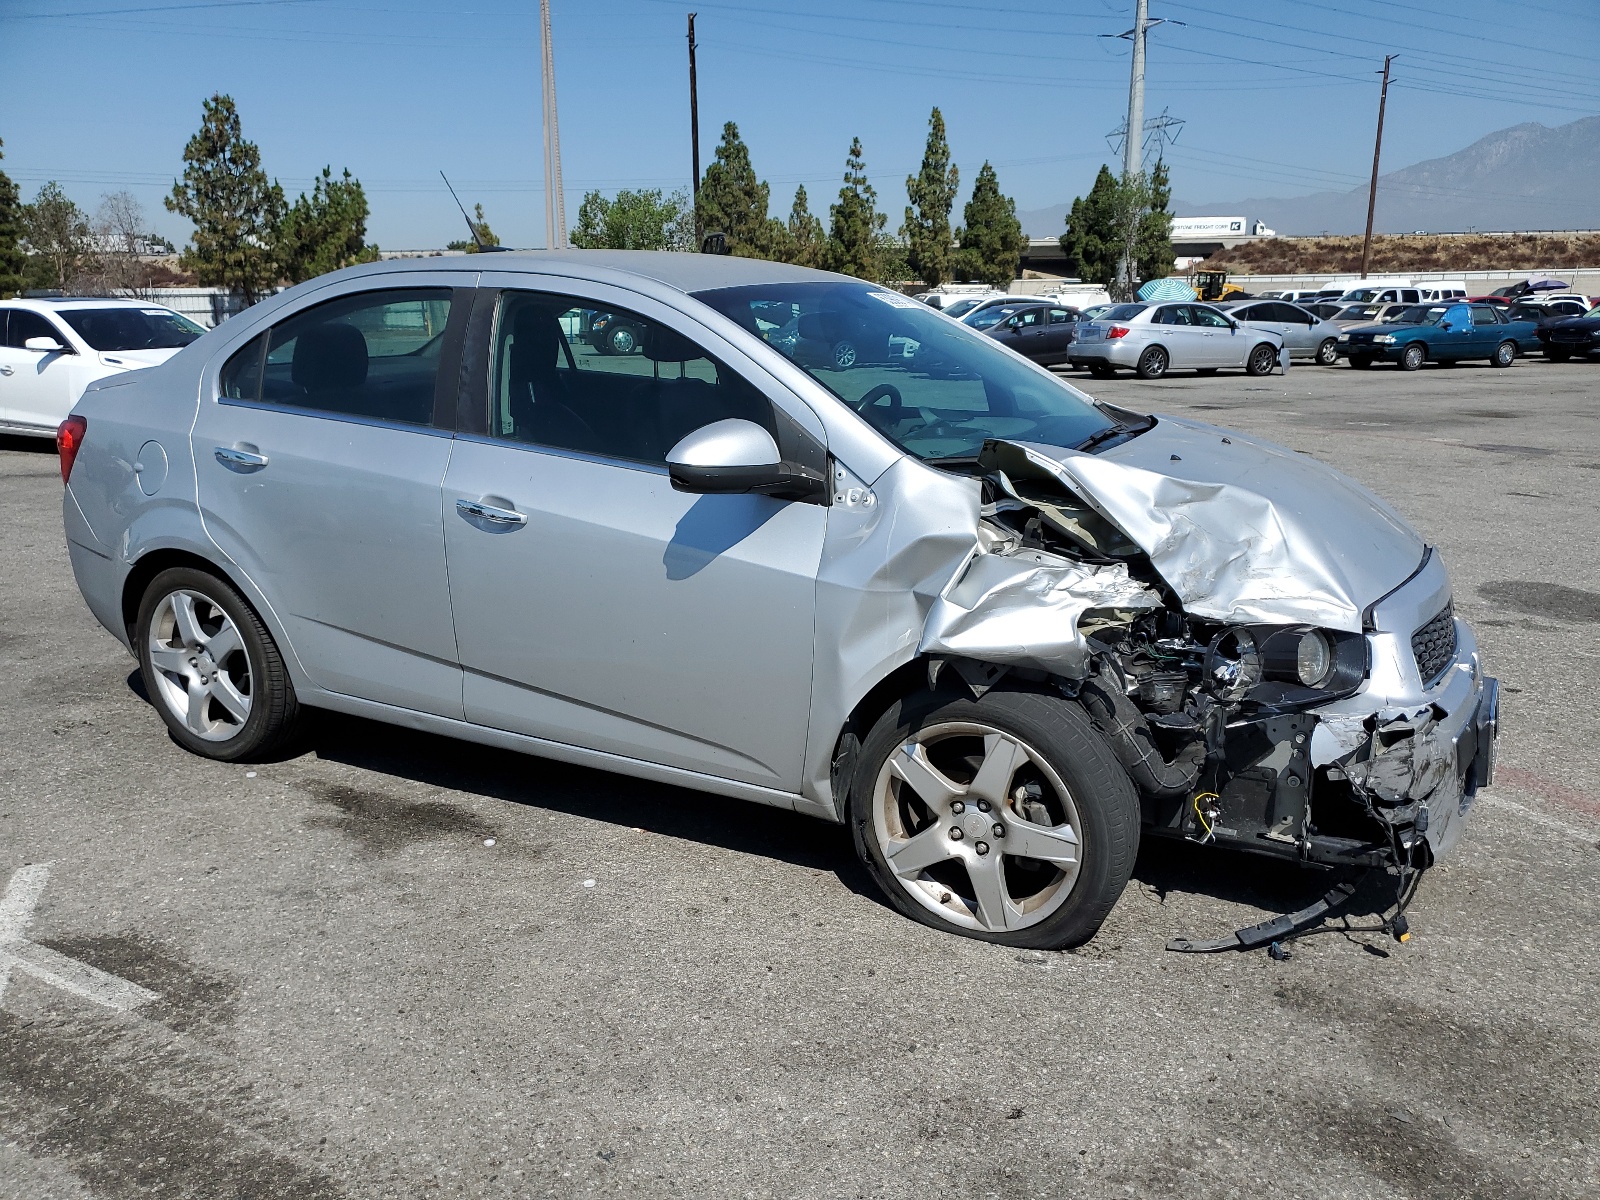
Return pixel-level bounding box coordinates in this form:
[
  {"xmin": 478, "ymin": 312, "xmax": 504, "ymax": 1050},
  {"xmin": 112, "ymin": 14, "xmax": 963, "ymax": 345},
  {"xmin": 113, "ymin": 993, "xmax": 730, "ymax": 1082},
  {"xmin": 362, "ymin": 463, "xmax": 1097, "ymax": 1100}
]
[{"xmin": 3, "ymin": 0, "xmax": 1596, "ymax": 249}]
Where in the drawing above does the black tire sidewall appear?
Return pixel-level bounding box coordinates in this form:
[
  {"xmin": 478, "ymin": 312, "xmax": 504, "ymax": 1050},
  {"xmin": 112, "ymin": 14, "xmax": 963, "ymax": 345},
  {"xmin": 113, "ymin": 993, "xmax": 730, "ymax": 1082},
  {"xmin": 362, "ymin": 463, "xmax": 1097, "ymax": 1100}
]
[
  {"xmin": 1246, "ymin": 344, "xmax": 1275, "ymax": 375},
  {"xmin": 1317, "ymin": 338, "xmax": 1338, "ymax": 365},
  {"xmin": 135, "ymin": 567, "xmax": 290, "ymax": 762},
  {"xmin": 1402, "ymin": 344, "xmax": 1425, "ymax": 371},
  {"xmin": 847, "ymin": 686, "xmax": 1140, "ymax": 949},
  {"xmin": 1493, "ymin": 340, "xmax": 1515, "ymax": 367},
  {"xmin": 1137, "ymin": 346, "xmax": 1167, "ymax": 378}
]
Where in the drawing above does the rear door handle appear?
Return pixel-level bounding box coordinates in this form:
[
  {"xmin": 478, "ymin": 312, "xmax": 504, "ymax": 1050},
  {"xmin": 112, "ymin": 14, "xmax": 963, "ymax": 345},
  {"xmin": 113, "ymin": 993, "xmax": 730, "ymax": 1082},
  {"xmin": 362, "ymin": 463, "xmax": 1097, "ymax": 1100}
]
[
  {"xmin": 215, "ymin": 446, "xmax": 268, "ymax": 471},
  {"xmin": 456, "ymin": 498, "xmax": 527, "ymax": 527},
  {"xmin": 0, "ymin": 365, "xmax": 13, "ymax": 376}
]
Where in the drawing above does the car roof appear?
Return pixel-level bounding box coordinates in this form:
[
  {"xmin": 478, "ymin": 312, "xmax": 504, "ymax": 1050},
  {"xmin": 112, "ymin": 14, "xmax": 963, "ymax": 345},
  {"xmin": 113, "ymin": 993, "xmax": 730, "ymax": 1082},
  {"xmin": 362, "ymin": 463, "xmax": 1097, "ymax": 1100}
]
[
  {"xmin": 0, "ymin": 296, "xmax": 172, "ymax": 312},
  {"xmin": 334, "ymin": 250, "xmax": 845, "ymax": 294}
]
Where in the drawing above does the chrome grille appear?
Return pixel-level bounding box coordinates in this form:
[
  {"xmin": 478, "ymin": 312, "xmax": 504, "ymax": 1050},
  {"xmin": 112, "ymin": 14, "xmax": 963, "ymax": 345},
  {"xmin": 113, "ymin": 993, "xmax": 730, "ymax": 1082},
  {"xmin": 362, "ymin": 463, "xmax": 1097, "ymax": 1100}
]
[{"xmin": 1411, "ymin": 603, "xmax": 1457, "ymax": 685}]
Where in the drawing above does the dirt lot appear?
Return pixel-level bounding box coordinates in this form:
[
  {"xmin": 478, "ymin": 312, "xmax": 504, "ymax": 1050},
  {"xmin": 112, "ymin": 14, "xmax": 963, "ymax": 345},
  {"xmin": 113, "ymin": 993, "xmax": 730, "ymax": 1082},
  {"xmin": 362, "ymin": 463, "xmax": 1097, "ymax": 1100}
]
[{"xmin": 1, "ymin": 354, "xmax": 1597, "ymax": 1199}]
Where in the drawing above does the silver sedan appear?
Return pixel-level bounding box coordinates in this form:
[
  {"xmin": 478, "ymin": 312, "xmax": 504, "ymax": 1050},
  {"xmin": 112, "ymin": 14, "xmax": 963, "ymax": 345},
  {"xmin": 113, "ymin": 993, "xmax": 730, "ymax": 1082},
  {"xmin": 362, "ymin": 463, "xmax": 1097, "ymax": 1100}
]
[
  {"xmin": 1068, "ymin": 301, "xmax": 1283, "ymax": 379},
  {"xmin": 1217, "ymin": 299, "xmax": 1344, "ymax": 366},
  {"xmin": 58, "ymin": 252, "xmax": 1495, "ymax": 950}
]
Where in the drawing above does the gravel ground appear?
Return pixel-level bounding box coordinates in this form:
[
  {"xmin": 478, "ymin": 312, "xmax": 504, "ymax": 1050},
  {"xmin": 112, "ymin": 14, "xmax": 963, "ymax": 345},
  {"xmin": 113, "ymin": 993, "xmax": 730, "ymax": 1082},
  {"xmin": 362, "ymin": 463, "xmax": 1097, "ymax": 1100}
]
[{"xmin": 1, "ymin": 354, "xmax": 1596, "ymax": 1199}]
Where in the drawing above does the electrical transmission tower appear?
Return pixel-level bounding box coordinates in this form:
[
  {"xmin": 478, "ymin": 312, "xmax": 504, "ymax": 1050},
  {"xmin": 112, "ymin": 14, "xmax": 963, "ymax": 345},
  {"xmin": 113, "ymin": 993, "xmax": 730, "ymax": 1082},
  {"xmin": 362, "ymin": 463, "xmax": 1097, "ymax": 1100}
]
[{"xmin": 539, "ymin": 0, "xmax": 566, "ymax": 250}]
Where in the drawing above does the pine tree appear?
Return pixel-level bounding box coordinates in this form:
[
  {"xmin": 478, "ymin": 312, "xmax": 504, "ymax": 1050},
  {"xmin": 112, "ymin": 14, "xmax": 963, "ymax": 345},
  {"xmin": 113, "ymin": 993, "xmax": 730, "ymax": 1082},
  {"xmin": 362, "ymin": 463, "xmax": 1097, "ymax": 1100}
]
[
  {"xmin": 826, "ymin": 137, "xmax": 885, "ymax": 280},
  {"xmin": 904, "ymin": 107, "xmax": 959, "ymax": 288},
  {"xmin": 953, "ymin": 161, "xmax": 1024, "ymax": 289},
  {"xmin": 447, "ymin": 203, "xmax": 499, "ymax": 253},
  {"xmin": 0, "ymin": 140, "xmax": 26, "ymax": 299},
  {"xmin": 1135, "ymin": 159, "xmax": 1175, "ymax": 283},
  {"xmin": 785, "ymin": 185, "xmax": 826, "ymax": 268},
  {"xmin": 166, "ymin": 94, "xmax": 284, "ymax": 302},
  {"xmin": 1059, "ymin": 164, "xmax": 1121, "ymax": 289},
  {"xmin": 275, "ymin": 167, "xmax": 380, "ymax": 284},
  {"xmin": 695, "ymin": 123, "xmax": 781, "ymax": 259}
]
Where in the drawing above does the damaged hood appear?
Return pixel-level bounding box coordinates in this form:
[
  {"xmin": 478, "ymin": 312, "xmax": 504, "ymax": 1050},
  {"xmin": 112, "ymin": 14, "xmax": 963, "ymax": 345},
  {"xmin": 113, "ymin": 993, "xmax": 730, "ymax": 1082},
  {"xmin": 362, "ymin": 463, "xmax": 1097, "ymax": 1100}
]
[{"xmin": 999, "ymin": 418, "xmax": 1425, "ymax": 633}]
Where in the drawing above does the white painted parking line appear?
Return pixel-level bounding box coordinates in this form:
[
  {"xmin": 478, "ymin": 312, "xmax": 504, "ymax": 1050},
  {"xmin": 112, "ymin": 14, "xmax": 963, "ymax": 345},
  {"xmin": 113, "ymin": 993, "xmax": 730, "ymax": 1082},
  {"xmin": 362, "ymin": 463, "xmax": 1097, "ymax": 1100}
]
[{"xmin": 0, "ymin": 864, "xmax": 159, "ymax": 1012}]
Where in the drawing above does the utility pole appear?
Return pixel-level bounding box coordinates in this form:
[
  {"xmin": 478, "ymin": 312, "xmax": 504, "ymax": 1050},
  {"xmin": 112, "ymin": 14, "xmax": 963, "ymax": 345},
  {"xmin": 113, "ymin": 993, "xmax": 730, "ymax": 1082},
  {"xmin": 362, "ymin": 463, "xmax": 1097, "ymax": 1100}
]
[
  {"xmin": 1123, "ymin": 0, "xmax": 1148, "ymax": 182},
  {"xmin": 688, "ymin": 12, "xmax": 701, "ymax": 240},
  {"xmin": 539, "ymin": 0, "xmax": 567, "ymax": 250},
  {"xmin": 1361, "ymin": 55, "xmax": 1394, "ymax": 280}
]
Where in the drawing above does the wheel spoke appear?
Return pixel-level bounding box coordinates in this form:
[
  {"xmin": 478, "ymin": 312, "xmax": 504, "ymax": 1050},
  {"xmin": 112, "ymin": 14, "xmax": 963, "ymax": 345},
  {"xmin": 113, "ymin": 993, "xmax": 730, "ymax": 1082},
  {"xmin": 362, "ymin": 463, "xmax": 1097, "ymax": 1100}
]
[
  {"xmin": 965, "ymin": 853, "xmax": 1018, "ymax": 931},
  {"xmin": 170, "ymin": 592, "xmax": 206, "ymax": 647},
  {"xmin": 1003, "ymin": 817, "xmax": 1080, "ymax": 866},
  {"xmin": 208, "ymin": 675, "xmax": 250, "ymax": 723},
  {"xmin": 204, "ymin": 620, "xmax": 242, "ymax": 663},
  {"xmin": 885, "ymin": 825, "xmax": 956, "ymax": 878},
  {"xmin": 967, "ymin": 734, "xmax": 1026, "ymax": 806},
  {"xmin": 889, "ymin": 743, "xmax": 965, "ymax": 811},
  {"xmin": 185, "ymin": 677, "xmax": 210, "ymax": 732},
  {"xmin": 148, "ymin": 646, "xmax": 190, "ymax": 678}
]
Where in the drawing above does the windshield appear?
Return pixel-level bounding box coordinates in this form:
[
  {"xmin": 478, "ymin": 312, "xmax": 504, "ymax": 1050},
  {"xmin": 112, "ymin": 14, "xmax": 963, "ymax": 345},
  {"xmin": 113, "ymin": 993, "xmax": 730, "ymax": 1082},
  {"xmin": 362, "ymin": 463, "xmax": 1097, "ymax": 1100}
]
[
  {"xmin": 693, "ymin": 281, "xmax": 1116, "ymax": 462},
  {"xmin": 967, "ymin": 306, "xmax": 1024, "ymax": 329},
  {"xmin": 59, "ymin": 306, "xmax": 204, "ymax": 351},
  {"xmin": 941, "ymin": 297, "xmax": 985, "ymax": 318}
]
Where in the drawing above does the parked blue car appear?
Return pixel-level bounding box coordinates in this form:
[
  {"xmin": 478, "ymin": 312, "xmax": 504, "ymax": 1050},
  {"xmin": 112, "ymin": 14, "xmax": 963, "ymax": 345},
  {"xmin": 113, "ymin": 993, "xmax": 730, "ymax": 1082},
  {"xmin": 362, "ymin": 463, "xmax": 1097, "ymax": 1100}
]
[{"xmin": 1336, "ymin": 302, "xmax": 1540, "ymax": 371}]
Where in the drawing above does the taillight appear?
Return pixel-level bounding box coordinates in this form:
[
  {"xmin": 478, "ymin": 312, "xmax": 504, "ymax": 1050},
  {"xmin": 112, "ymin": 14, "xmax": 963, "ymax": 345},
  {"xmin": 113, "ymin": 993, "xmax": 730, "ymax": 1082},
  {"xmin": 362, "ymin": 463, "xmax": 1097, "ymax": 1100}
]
[
  {"xmin": 57, "ymin": 416, "xmax": 87, "ymax": 483},
  {"xmin": 1107, "ymin": 325, "xmax": 1130, "ymax": 339}
]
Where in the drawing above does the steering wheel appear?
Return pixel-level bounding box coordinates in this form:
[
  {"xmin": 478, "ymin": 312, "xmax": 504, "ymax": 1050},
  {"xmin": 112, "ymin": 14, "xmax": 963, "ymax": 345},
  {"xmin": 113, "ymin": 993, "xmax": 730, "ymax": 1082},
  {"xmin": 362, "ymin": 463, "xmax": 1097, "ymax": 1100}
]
[{"xmin": 854, "ymin": 383, "xmax": 905, "ymax": 428}]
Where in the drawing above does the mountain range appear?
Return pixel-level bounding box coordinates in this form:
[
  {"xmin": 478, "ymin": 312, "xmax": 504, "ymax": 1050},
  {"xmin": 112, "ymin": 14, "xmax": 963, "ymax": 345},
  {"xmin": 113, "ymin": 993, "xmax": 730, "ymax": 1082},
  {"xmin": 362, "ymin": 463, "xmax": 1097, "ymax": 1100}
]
[{"xmin": 1017, "ymin": 116, "xmax": 1600, "ymax": 238}]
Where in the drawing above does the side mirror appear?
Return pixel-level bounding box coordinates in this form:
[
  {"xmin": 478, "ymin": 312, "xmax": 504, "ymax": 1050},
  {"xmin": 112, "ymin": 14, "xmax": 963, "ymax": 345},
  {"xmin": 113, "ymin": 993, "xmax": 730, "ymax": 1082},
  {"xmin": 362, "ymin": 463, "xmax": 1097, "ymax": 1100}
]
[
  {"xmin": 1441, "ymin": 321, "xmax": 1453, "ymax": 331},
  {"xmin": 24, "ymin": 336, "xmax": 66, "ymax": 353},
  {"xmin": 666, "ymin": 418, "xmax": 829, "ymax": 505}
]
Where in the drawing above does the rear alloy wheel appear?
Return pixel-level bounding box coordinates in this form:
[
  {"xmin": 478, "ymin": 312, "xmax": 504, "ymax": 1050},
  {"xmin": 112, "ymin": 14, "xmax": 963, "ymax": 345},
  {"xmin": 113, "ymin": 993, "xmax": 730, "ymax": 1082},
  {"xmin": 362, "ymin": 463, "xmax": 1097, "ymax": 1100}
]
[
  {"xmin": 1135, "ymin": 345, "xmax": 1168, "ymax": 379},
  {"xmin": 1400, "ymin": 342, "xmax": 1427, "ymax": 371},
  {"xmin": 851, "ymin": 688, "xmax": 1139, "ymax": 949},
  {"xmin": 832, "ymin": 341, "xmax": 859, "ymax": 369},
  {"xmin": 1491, "ymin": 340, "xmax": 1516, "ymax": 368},
  {"xmin": 136, "ymin": 567, "xmax": 301, "ymax": 761},
  {"xmin": 1316, "ymin": 338, "xmax": 1340, "ymax": 365},
  {"xmin": 1245, "ymin": 343, "xmax": 1277, "ymax": 376}
]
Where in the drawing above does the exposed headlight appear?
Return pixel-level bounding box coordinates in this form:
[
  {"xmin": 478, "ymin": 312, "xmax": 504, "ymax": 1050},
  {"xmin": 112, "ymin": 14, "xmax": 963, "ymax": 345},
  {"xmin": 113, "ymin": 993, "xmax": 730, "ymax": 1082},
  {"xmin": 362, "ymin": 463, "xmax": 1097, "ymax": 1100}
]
[
  {"xmin": 1295, "ymin": 629, "xmax": 1334, "ymax": 687},
  {"xmin": 1338, "ymin": 333, "xmax": 1350, "ymax": 341},
  {"xmin": 1373, "ymin": 334, "xmax": 1396, "ymax": 344}
]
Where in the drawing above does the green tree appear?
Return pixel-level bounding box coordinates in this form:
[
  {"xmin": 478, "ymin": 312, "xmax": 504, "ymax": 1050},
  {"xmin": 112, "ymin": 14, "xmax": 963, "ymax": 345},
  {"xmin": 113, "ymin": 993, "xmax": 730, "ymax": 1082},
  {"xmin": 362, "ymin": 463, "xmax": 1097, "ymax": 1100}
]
[
  {"xmin": 447, "ymin": 202, "xmax": 500, "ymax": 252},
  {"xmin": 784, "ymin": 185, "xmax": 826, "ymax": 268},
  {"xmin": 569, "ymin": 188, "xmax": 693, "ymax": 250},
  {"xmin": 826, "ymin": 137, "xmax": 885, "ymax": 280},
  {"xmin": 0, "ymin": 141, "xmax": 28, "ymax": 298},
  {"xmin": 1059, "ymin": 164, "xmax": 1121, "ymax": 289},
  {"xmin": 952, "ymin": 161, "xmax": 1024, "ymax": 288},
  {"xmin": 20, "ymin": 181, "xmax": 92, "ymax": 290},
  {"xmin": 166, "ymin": 94, "xmax": 284, "ymax": 303},
  {"xmin": 695, "ymin": 123, "xmax": 783, "ymax": 259},
  {"xmin": 275, "ymin": 166, "xmax": 380, "ymax": 284},
  {"xmin": 903, "ymin": 107, "xmax": 959, "ymax": 288},
  {"xmin": 1135, "ymin": 159, "xmax": 1175, "ymax": 284}
]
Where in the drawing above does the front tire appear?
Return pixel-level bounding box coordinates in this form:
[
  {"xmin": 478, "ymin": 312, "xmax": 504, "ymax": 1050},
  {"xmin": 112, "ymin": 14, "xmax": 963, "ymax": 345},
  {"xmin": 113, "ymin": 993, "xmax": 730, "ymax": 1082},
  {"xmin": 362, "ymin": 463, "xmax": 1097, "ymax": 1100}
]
[
  {"xmin": 1491, "ymin": 339, "xmax": 1516, "ymax": 367},
  {"xmin": 1245, "ymin": 343, "xmax": 1277, "ymax": 376},
  {"xmin": 1135, "ymin": 345, "xmax": 1168, "ymax": 379},
  {"xmin": 1400, "ymin": 342, "xmax": 1426, "ymax": 371},
  {"xmin": 136, "ymin": 567, "xmax": 301, "ymax": 761},
  {"xmin": 1315, "ymin": 338, "xmax": 1339, "ymax": 365},
  {"xmin": 849, "ymin": 687, "xmax": 1140, "ymax": 949}
]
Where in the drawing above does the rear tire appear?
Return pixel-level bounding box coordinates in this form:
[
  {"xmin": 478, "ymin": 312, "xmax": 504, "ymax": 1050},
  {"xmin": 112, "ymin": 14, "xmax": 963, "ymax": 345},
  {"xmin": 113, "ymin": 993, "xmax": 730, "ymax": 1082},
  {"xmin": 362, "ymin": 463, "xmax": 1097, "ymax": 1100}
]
[
  {"xmin": 1490, "ymin": 339, "xmax": 1516, "ymax": 368},
  {"xmin": 849, "ymin": 687, "xmax": 1139, "ymax": 949},
  {"xmin": 135, "ymin": 567, "xmax": 302, "ymax": 761},
  {"xmin": 1400, "ymin": 342, "xmax": 1426, "ymax": 371},
  {"xmin": 1315, "ymin": 338, "xmax": 1339, "ymax": 365},
  {"xmin": 1135, "ymin": 345, "xmax": 1168, "ymax": 379}
]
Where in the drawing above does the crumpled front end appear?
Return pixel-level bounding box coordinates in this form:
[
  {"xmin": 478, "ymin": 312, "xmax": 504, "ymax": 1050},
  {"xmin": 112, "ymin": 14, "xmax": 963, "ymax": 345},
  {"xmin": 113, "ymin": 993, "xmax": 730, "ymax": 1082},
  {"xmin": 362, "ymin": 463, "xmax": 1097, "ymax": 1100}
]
[{"xmin": 902, "ymin": 426, "xmax": 1496, "ymax": 872}]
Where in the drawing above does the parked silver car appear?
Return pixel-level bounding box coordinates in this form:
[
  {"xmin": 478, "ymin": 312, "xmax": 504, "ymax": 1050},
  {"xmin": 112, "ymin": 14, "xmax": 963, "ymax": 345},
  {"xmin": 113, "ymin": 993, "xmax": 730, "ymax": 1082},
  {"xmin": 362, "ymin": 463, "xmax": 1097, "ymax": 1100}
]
[
  {"xmin": 1217, "ymin": 299, "xmax": 1343, "ymax": 365},
  {"xmin": 1068, "ymin": 301, "xmax": 1283, "ymax": 379},
  {"xmin": 60, "ymin": 253, "xmax": 1497, "ymax": 949}
]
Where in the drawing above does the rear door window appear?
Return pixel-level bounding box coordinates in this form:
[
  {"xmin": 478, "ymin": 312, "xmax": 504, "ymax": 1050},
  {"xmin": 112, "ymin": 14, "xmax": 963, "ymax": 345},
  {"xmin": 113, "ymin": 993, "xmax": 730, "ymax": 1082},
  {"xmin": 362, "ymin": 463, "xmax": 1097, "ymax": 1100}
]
[{"xmin": 219, "ymin": 288, "xmax": 456, "ymax": 427}]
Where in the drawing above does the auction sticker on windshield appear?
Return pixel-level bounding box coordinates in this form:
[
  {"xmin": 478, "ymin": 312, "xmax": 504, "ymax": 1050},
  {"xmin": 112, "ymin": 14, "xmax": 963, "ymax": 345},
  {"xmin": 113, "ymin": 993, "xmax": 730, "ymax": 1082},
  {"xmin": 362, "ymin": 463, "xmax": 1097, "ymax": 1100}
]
[{"xmin": 869, "ymin": 291, "xmax": 923, "ymax": 310}]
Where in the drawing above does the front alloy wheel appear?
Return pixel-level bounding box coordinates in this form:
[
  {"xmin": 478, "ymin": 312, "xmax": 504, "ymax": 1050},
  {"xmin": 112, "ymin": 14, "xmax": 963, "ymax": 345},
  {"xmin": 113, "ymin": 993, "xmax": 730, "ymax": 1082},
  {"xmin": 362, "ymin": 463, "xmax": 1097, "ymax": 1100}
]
[
  {"xmin": 851, "ymin": 688, "xmax": 1139, "ymax": 948},
  {"xmin": 1316, "ymin": 338, "xmax": 1339, "ymax": 365},
  {"xmin": 1245, "ymin": 343, "xmax": 1277, "ymax": 376},
  {"xmin": 1400, "ymin": 342, "xmax": 1426, "ymax": 371}
]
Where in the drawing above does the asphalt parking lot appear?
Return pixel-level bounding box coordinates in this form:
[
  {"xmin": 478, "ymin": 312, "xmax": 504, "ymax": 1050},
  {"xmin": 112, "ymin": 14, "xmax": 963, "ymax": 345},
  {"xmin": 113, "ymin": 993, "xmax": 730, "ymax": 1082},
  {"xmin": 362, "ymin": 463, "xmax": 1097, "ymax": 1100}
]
[{"xmin": 2, "ymin": 355, "xmax": 1597, "ymax": 1200}]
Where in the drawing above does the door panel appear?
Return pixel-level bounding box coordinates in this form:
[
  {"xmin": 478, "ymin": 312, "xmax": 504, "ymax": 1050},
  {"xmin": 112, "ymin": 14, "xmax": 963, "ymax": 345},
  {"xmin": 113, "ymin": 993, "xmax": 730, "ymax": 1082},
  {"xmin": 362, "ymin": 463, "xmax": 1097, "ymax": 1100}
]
[
  {"xmin": 444, "ymin": 442, "xmax": 824, "ymax": 787},
  {"xmin": 192, "ymin": 283, "xmax": 468, "ymax": 716},
  {"xmin": 0, "ymin": 310, "xmax": 83, "ymax": 433}
]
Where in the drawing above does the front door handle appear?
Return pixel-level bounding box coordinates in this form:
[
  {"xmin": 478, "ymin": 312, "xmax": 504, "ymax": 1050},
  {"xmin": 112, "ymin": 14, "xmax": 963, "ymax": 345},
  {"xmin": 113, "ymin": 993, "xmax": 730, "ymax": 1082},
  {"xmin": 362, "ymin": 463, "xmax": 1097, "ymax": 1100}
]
[
  {"xmin": 0, "ymin": 365, "xmax": 13, "ymax": 376},
  {"xmin": 215, "ymin": 446, "xmax": 268, "ymax": 471},
  {"xmin": 456, "ymin": 498, "xmax": 527, "ymax": 527}
]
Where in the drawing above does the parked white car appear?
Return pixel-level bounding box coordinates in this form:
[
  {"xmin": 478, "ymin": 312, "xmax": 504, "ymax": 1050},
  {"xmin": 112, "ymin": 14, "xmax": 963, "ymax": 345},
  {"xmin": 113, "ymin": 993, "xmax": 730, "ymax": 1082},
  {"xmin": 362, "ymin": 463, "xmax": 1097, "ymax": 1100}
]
[
  {"xmin": 0, "ymin": 298, "xmax": 205, "ymax": 438},
  {"xmin": 1068, "ymin": 301, "xmax": 1283, "ymax": 379},
  {"xmin": 1217, "ymin": 299, "xmax": 1343, "ymax": 365}
]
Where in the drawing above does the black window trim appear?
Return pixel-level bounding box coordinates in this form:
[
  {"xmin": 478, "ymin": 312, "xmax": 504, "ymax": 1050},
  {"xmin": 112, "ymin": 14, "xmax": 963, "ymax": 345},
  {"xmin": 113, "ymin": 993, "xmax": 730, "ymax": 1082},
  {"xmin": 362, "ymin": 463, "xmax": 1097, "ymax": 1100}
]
[{"xmin": 215, "ymin": 285, "xmax": 471, "ymax": 434}]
